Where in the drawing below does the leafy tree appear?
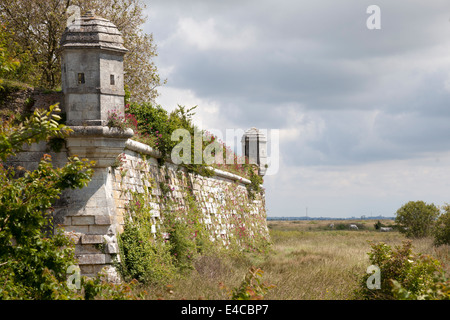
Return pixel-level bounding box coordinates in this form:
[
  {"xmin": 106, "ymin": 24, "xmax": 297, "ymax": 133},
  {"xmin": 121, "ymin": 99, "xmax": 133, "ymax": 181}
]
[
  {"xmin": 395, "ymin": 201, "xmax": 440, "ymax": 238},
  {"xmin": 0, "ymin": 0, "xmax": 164, "ymax": 101},
  {"xmin": 0, "ymin": 22, "xmax": 42, "ymax": 87},
  {"xmin": 0, "ymin": 104, "xmax": 95, "ymax": 299},
  {"xmin": 434, "ymin": 204, "xmax": 450, "ymax": 246},
  {"xmin": 0, "ymin": 25, "xmax": 19, "ymax": 74},
  {"xmin": 0, "ymin": 24, "xmax": 21, "ymax": 88}
]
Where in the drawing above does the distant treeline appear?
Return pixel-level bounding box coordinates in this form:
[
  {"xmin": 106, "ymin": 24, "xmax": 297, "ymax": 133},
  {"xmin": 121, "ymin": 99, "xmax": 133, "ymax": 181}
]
[{"xmin": 267, "ymin": 216, "xmax": 395, "ymax": 221}]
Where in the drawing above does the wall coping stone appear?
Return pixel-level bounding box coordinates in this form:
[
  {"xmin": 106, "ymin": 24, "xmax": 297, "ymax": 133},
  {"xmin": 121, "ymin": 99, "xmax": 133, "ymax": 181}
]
[
  {"xmin": 124, "ymin": 139, "xmax": 251, "ymax": 184},
  {"xmin": 125, "ymin": 138, "xmax": 162, "ymax": 158},
  {"xmin": 68, "ymin": 126, "xmax": 134, "ymax": 138},
  {"xmin": 123, "ymin": 135, "xmax": 266, "ymax": 179},
  {"xmin": 206, "ymin": 167, "xmax": 251, "ymax": 185}
]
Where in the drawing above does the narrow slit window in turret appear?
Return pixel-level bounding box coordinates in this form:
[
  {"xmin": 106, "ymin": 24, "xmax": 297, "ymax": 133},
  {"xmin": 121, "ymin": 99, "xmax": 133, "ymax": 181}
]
[{"xmin": 78, "ymin": 73, "xmax": 85, "ymax": 84}]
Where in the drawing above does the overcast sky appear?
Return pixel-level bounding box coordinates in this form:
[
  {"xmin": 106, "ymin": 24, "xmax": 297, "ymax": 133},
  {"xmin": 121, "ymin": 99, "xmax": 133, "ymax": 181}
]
[{"xmin": 142, "ymin": 0, "xmax": 450, "ymax": 218}]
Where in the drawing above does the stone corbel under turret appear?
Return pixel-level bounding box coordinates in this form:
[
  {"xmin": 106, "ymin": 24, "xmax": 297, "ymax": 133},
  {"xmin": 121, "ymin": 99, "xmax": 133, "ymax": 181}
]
[{"xmin": 66, "ymin": 126, "xmax": 133, "ymax": 167}]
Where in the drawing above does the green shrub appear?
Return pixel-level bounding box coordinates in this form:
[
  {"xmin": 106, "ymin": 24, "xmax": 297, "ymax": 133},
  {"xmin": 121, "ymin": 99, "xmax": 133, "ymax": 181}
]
[
  {"xmin": 0, "ymin": 105, "xmax": 94, "ymax": 299},
  {"xmin": 0, "ymin": 23, "xmax": 40, "ymax": 87},
  {"xmin": 117, "ymin": 188, "xmax": 177, "ymax": 285},
  {"xmin": 333, "ymin": 223, "xmax": 365, "ymax": 230},
  {"xmin": 220, "ymin": 266, "xmax": 275, "ymax": 300},
  {"xmin": 125, "ymin": 102, "xmax": 183, "ymax": 157},
  {"xmin": 354, "ymin": 241, "xmax": 443, "ymax": 300},
  {"xmin": 0, "ymin": 104, "xmax": 143, "ymax": 300},
  {"xmin": 165, "ymin": 215, "xmax": 198, "ymax": 271},
  {"xmin": 106, "ymin": 108, "xmax": 133, "ymax": 132},
  {"xmin": 81, "ymin": 275, "xmax": 143, "ymax": 300},
  {"xmin": 246, "ymin": 165, "xmax": 263, "ymax": 199},
  {"xmin": 161, "ymin": 188, "xmax": 215, "ymax": 272},
  {"xmin": 0, "ymin": 229, "xmax": 80, "ymax": 300},
  {"xmin": 117, "ymin": 222, "xmax": 176, "ymax": 285},
  {"xmin": 124, "ymin": 102, "xmax": 251, "ymax": 180},
  {"xmin": 391, "ymin": 274, "xmax": 450, "ymax": 300},
  {"xmin": 374, "ymin": 220, "xmax": 385, "ymax": 230}
]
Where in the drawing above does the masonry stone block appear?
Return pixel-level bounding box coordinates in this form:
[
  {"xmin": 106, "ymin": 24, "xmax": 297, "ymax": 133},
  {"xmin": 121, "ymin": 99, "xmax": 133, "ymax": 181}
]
[
  {"xmin": 62, "ymin": 216, "xmax": 72, "ymax": 226},
  {"xmin": 81, "ymin": 234, "xmax": 104, "ymax": 244},
  {"xmin": 79, "ymin": 264, "xmax": 95, "ymax": 275},
  {"xmin": 64, "ymin": 225, "xmax": 89, "ymax": 234},
  {"xmin": 64, "ymin": 231, "xmax": 82, "ymax": 244},
  {"xmin": 77, "ymin": 254, "xmax": 111, "ymax": 265},
  {"xmin": 76, "ymin": 244, "xmax": 103, "ymax": 254},
  {"xmin": 84, "ymin": 206, "xmax": 112, "ymax": 216},
  {"xmin": 104, "ymin": 242, "xmax": 118, "ymax": 254},
  {"xmin": 89, "ymin": 225, "xmax": 112, "ymax": 235},
  {"xmin": 72, "ymin": 216, "xmax": 95, "ymax": 225},
  {"xmin": 95, "ymin": 215, "xmax": 112, "ymax": 225},
  {"xmin": 116, "ymin": 214, "xmax": 125, "ymax": 226}
]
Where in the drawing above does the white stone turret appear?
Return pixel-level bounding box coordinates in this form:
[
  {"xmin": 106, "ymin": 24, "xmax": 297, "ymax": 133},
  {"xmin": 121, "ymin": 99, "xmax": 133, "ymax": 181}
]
[
  {"xmin": 57, "ymin": 11, "xmax": 132, "ymax": 281},
  {"xmin": 241, "ymin": 128, "xmax": 267, "ymax": 176},
  {"xmin": 60, "ymin": 10, "xmax": 133, "ymax": 167},
  {"xmin": 60, "ymin": 10, "xmax": 128, "ymax": 127}
]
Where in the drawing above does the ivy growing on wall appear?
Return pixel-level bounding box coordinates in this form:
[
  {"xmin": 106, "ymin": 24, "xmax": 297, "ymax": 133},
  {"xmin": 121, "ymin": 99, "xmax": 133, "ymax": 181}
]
[
  {"xmin": 114, "ymin": 153, "xmax": 270, "ymax": 285},
  {"xmin": 245, "ymin": 165, "xmax": 264, "ymax": 200},
  {"xmin": 116, "ymin": 170, "xmax": 177, "ymax": 285}
]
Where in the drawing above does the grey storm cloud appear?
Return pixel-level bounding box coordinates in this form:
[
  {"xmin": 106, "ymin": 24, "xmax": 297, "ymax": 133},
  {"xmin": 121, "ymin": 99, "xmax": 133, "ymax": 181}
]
[
  {"xmin": 145, "ymin": 1, "xmax": 450, "ymax": 163},
  {"xmin": 143, "ymin": 0, "xmax": 450, "ymax": 217}
]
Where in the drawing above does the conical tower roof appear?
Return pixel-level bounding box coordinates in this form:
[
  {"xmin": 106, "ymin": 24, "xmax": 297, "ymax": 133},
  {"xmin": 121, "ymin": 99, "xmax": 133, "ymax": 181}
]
[
  {"xmin": 241, "ymin": 127, "xmax": 267, "ymax": 142},
  {"xmin": 60, "ymin": 10, "xmax": 127, "ymax": 53}
]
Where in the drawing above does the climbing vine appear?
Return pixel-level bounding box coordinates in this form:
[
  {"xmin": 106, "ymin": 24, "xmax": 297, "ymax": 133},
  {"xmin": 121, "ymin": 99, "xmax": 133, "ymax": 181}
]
[
  {"xmin": 115, "ymin": 161, "xmax": 176, "ymax": 285},
  {"xmin": 245, "ymin": 165, "xmax": 264, "ymax": 200},
  {"xmin": 114, "ymin": 148, "xmax": 271, "ymax": 285}
]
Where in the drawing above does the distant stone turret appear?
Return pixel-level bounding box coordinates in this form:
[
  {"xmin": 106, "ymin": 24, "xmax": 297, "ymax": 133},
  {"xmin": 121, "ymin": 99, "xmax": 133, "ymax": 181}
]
[{"xmin": 241, "ymin": 128, "xmax": 267, "ymax": 176}]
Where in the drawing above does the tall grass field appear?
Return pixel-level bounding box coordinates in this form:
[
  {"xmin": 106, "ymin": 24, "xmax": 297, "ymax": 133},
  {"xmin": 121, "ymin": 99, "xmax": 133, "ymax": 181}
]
[{"xmin": 140, "ymin": 219, "xmax": 450, "ymax": 300}]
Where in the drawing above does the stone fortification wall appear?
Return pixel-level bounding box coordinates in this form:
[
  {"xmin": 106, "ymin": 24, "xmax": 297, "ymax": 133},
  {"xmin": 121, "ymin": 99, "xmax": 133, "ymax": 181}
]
[
  {"xmin": 113, "ymin": 139, "xmax": 268, "ymax": 244},
  {"xmin": 6, "ymin": 138, "xmax": 269, "ymax": 280}
]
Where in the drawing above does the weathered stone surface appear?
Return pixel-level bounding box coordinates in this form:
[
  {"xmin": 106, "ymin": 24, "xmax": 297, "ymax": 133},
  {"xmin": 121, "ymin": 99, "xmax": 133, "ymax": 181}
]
[
  {"xmin": 60, "ymin": 11, "xmax": 127, "ymax": 54},
  {"xmin": 64, "ymin": 225, "xmax": 89, "ymax": 234},
  {"xmin": 61, "ymin": 216, "xmax": 72, "ymax": 226},
  {"xmin": 77, "ymin": 253, "xmax": 111, "ymax": 265},
  {"xmin": 75, "ymin": 244, "xmax": 103, "ymax": 254},
  {"xmin": 64, "ymin": 231, "xmax": 82, "ymax": 244},
  {"xmin": 72, "ymin": 216, "xmax": 95, "ymax": 225},
  {"xmin": 95, "ymin": 215, "xmax": 112, "ymax": 225},
  {"xmin": 89, "ymin": 225, "xmax": 111, "ymax": 235},
  {"xmin": 104, "ymin": 242, "xmax": 119, "ymax": 254},
  {"xmin": 81, "ymin": 234, "xmax": 104, "ymax": 244}
]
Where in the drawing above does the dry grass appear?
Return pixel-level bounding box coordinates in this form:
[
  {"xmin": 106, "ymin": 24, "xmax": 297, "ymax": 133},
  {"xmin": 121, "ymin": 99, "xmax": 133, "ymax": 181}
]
[{"xmin": 140, "ymin": 219, "xmax": 450, "ymax": 300}]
